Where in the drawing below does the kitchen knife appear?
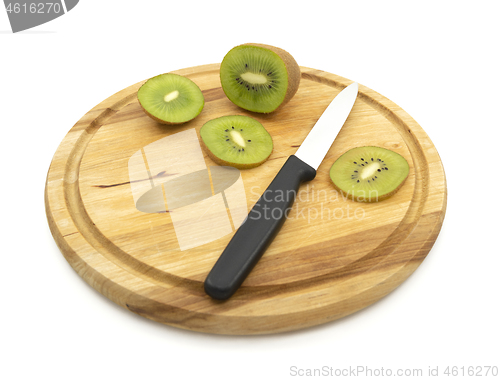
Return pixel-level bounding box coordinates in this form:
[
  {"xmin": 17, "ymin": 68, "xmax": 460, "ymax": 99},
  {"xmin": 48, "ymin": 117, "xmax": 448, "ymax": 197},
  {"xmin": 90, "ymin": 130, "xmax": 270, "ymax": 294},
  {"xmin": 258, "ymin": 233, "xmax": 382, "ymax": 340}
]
[{"xmin": 204, "ymin": 82, "xmax": 359, "ymax": 300}]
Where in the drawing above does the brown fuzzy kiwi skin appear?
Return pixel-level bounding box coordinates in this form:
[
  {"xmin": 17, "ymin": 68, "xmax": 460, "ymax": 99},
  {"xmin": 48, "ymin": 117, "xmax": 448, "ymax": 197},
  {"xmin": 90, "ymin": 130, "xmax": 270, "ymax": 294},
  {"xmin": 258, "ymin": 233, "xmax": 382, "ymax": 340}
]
[
  {"xmin": 137, "ymin": 73, "xmax": 204, "ymax": 125},
  {"xmin": 224, "ymin": 43, "xmax": 301, "ymax": 113},
  {"xmin": 330, "ymin": 174, "xmax": 409, "ymax": 202},
  {"xmin": 200, "ymin": 139, "xmax": 273, "ymax": 170}
]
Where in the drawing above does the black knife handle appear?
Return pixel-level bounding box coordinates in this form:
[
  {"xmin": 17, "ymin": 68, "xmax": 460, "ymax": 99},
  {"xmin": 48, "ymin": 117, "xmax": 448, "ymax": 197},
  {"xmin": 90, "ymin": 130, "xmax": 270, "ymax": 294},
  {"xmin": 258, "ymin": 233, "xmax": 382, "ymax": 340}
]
[{"xmin": 204, "ymin": 155, "xmax": 316, "ymax": 300}]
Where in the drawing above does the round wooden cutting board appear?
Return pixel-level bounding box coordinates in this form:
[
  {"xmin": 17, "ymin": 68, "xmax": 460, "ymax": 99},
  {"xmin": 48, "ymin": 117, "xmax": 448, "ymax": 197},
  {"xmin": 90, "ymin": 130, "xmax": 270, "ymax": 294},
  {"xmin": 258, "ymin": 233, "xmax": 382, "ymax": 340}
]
[{"xmin": 45, "ymin": 64, "xmax": 447, "ymax": 335}]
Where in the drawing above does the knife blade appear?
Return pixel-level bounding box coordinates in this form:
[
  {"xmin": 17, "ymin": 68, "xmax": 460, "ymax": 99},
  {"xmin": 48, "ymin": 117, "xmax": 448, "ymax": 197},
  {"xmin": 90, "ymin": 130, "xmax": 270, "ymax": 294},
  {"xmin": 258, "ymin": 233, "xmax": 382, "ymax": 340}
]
[{"xmin": 204, "ymin": 82, "xmax": 359, "ymax": 300}]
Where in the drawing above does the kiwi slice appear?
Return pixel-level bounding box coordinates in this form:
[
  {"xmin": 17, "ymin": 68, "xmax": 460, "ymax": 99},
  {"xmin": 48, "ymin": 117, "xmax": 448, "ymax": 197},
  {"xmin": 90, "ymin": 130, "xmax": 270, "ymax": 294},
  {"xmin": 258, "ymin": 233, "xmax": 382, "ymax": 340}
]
[
  {"xmin": 220, "ymin": 43, "xmax": 300, "ymax": 113},
  {"xmin": 200, "ymin": 115, "xmax": 273, "ymax": 169},
  {"xmin": 137, "ymin": 73, "xmax": 204, "ymax": 124},
  {"xmin": 329, "ymin": 146, "xmax": 410, "ymax": 202}
]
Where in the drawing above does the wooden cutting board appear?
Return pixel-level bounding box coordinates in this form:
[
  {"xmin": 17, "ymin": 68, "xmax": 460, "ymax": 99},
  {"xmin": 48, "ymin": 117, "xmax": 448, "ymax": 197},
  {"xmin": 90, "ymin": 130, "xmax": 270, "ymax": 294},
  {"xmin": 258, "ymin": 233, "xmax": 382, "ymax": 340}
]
[{"xmin": 45, "ymin": 64, "xmax": 447, "ymax": 335}]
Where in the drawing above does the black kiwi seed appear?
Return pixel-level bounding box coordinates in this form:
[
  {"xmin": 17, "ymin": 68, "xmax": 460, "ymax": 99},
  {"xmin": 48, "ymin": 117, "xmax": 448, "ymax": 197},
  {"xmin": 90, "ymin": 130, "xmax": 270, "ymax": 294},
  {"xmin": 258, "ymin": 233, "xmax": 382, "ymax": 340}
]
[
  {"xmin": 354, "ymin": 162, "xmax": 357, "ymax": 164},
  {"xmin": 378, "ymin": 169, "xmax": 381, "ymax": 172},
  {"xmin": 248, "ymin": 140, "xmax": 251, "ymax": 142}
]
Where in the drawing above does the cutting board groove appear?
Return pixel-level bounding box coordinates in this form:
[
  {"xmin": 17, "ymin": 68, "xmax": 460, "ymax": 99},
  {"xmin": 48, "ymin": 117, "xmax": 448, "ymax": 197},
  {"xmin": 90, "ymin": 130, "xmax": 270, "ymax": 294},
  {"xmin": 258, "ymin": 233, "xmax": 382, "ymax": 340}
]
[{"xmin": 45, "ymin": 64, "xmax": 446, "ymax": 334}]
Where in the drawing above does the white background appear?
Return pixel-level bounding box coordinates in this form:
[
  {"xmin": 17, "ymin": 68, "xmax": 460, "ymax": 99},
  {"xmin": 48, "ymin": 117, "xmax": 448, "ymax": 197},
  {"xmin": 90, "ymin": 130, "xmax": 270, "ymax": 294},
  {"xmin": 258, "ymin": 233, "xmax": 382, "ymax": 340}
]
[{"xmin": 2, "ymin": 1, "xmax": 499, "ymax": 379}]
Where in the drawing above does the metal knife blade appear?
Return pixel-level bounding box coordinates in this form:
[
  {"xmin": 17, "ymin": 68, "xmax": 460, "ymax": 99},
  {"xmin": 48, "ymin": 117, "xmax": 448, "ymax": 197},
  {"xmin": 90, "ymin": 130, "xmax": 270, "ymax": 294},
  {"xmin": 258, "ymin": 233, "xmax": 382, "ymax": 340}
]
[
  {"xmin": 295, "ymin": 82, "xmax": 358, "ymax": 170},
  {"xmin": 204, "ymin": 82, "xmax": 359, "ymax": 300}
]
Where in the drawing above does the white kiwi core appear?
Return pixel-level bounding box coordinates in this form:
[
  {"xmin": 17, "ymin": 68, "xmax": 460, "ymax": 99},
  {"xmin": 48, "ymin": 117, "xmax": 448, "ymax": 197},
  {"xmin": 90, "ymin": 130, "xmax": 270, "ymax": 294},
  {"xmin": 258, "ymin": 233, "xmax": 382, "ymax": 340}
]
[
  {"xmin": 240, "ymin": 72, "xmax": 267, "ymax": 84},
  {"xmin": 230, "ymin": 130, "xmax": 246, "ymax": 147},
  {"xmin": 360, "ymin": 162, "xmax": 382, "ymax": 180},
  {"xmin": 164, "ymin": 90, "xmax": 180, "ymax": 102}
]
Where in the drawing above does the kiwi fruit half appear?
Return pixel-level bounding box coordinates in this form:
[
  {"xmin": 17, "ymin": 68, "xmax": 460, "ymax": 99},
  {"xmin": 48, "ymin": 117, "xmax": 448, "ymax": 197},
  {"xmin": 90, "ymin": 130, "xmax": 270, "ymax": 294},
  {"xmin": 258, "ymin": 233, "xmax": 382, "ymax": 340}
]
[
  {"xmin": 329, "ymin": 146, "xmax": 410, "ymax": 202},
  {"xmin": 137, "ymin": 73, "xmax": 204, "ymax": 124},
  {"xmin": 220, "ymin": 43, "xmax": 300, "ymax": 113},
  {"xmin": 200, "ymin": 115, "xmax": 273, "ymax": 169}
]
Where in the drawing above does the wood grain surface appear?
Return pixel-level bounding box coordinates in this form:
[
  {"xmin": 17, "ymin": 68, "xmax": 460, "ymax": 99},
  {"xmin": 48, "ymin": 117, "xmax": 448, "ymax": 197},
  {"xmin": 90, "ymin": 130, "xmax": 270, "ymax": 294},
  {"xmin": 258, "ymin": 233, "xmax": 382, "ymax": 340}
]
[{"xmin": 45, "ymin": 64, "xmax": 447, "ymax": 335}]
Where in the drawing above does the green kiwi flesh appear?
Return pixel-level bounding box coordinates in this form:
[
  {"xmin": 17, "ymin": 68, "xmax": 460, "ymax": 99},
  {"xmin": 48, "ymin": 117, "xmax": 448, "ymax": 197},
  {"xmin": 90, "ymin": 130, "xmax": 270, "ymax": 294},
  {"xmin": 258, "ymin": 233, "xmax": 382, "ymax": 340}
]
[
  {"xmin": 329, "ymin": 146, "xmax": 410, "ymax": 202},
  {"xmin": 200, "ymin": 115, "xmax": 273, "ymax": 169},
  {"xmin": 220, "ymin": 43, "xmax": 300, "ymax": 113},
  {"xmin": 137, "ymin": 73, "xmax": 204, "ymax": 124}
]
